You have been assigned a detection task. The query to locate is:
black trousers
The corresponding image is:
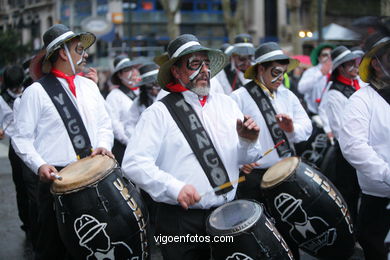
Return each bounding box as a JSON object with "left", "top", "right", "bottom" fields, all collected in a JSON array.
[
  {"left": 155, "top": 203, "right": 214, "bottom": 260},
  {"left": 23, "top": 165, "right": 72, "bottom": 260},
  {"left": 236, "top": 168, "right": 267, "bottom": 204},
  {"left": 9, "top": 142, "right": 30, "bottom": 232},
  {"left": 112, "top": 139, "right": 126, "bottom": 166},
  {"left": 333, "top": 143, "right": 361, "bottom": 224},
  {"left": 357, "top": 194, "right": 390, "bottom": 260}
]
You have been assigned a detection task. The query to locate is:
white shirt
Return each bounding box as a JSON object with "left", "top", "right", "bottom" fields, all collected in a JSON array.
[
  {"left": 339, "top": 85, "right": 390, "bottom": 198},
  {"left": 0, "top": 96, "right": 15, "bottom": 138},
  {"left": 231, "top": 85, "right": 312, "bottom": 168},
  {"left": 215, "top": 66, "right": 250, "bottom": 95},
  {"left": 122, "top": 90, "right": 261, "bottom": 209},
  {"left": 105, "top": 87, "right": 138, "bottom": 145},
  {"left": 12, "top": 75, "right": 114, "bottom": 174},
  {"left": 298, "top": 64, "right": 328, "bottom": 114},
  {"left": 124, "top": 94, "right": 157, "bottom": 140}
]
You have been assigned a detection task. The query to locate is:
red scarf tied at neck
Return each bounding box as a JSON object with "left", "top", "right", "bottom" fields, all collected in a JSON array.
[
  {"left": 51, "top": 68, "right": 77, "bottom": 97},
  {"left": 336, "top": 74, "right": 361, "bottom": 91}
]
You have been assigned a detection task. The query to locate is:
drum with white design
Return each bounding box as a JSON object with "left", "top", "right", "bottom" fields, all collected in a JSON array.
[
  {"left": 260, "top": 156, "right": 355, "bottom": 258},
  {"left": 51, "top": 155, "right": 149, "bottom": 260},
  {"left": 206, "top": 199, "right": 293, "bottom": 260}
]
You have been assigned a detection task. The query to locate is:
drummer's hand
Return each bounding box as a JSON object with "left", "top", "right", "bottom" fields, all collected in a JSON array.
[
  {"left": 240, "top": 162, "right": 260, "bottom": 174},
  {"left": 91, "top": 147, "right": 115, "bottom": 158},
  {"left": 177, "top": 184, "right": 200, "bottom": 210},
  {"left": 0, "top": 129, "right": 4, "bottom": 140},
  {"left": 236, "top": 115, "right": 259, "bottom": 141},
  {"left": 276, "top": 114, "right": 294, "bottom": 133},
  {"left": 38, "top": 164, "right": 58, "bottom": 182}
]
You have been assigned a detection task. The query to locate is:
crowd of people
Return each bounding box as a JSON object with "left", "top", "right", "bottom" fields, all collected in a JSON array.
[{"left": 0, "top": 18, "right": 389, "bottom": 260}]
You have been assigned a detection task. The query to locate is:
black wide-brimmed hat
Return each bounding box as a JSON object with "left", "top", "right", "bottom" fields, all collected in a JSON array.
[
  {"left": 331, "top": 46, "right": 360, "bottom": 73},
  {"left": 244, "top": 42, "right": 299, "bottom": 80},
  {"left": 136, "top": 63, "right": 159, "bottom": 87},
  {"left": 29, "top": 24, "right": 96, "bottom": 80},
  {"left": 359, "top": 31, "right": 390, "bottom": 82},
  {"left": 111, "top": 55, "right": 142, "bottom": 85},
  {"left": 157, "top": 34, "right": 228, "bottom": 89},
  {"left": 230, "top": 33, "right": 255, "bottom": 56}
]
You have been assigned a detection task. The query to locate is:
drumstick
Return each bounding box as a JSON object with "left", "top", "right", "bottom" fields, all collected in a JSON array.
[
  {"left": 2, "top": 119, "right": 13, "bottom": 132},
  {"left": 258, "top": 139, "right": 286, "bottom": 161},
  {"left": 50, "top": 172, "right": 63, "bottom": 181},
  {"left": 200, "top": 176, "right": 246, "bottom": 198}
]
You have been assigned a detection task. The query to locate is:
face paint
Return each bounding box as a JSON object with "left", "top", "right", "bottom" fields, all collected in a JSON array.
[
  {"left": 187, "top": 56, "right": 211, "bottom": 81},
  {"left": 64, "top": 44, "right": 76, "bottom": 75},
  {"left": 270, "top": 66, "right": 287, "bottom": 83}
]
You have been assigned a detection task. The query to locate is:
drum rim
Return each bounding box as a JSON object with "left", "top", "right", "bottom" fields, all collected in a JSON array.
[
  {"left": 207, "top": 200, "right": 262, "bottom": 236},
  {"left": 261, "top": 156, "right": 300, "bottom": 189},
  {"left": 50, "top": 156, "right": 118, "bottom": 194}
]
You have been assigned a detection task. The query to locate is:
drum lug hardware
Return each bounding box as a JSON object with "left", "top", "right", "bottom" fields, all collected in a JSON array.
[
  {"left": 58, "top": 195, "right": 64, "bottom": 207},
  {"left": 95, "top": 186, "right": 109, "bottom": 212},
  {"left": 250, "top": 232, "right": 271, "bottom": 258}
]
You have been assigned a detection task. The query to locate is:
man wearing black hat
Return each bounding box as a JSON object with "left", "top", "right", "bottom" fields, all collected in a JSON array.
[
  {"left": 106, "top": 55, "right": 142, "bottom": 165},
  {"left": 122, "top": 34, "right": 261, "bottom": 260},
  {"left": 215, "top": 33, "right": 255, "bottom": 94},
  {"left": 318, "top": 46, "right": 362, "bottom": 223},
  {"left": 12, "top": 24, "right": 114, "bottom": 259},
  {"left": 231, "top": 41, "right": 312, "bottom": 259},
  {"left": 339, "top": 31, "right": 390, "bottom": 260}
]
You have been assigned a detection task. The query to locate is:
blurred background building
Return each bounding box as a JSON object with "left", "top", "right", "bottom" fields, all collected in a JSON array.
[{"left": 0, "top": 0, "right": 388, "bottom": 69}]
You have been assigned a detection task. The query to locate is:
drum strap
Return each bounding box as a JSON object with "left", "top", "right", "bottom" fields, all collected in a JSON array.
[
  {"left": 244, "top": 81, "right": 292, "bottom": 157},
  {"left": 38, "top": 74, "right": 93, "bottom": 159},
  {"left": 119, "top": 84, "right": 137, "bottom": 100},
  {"left": 161, "top": 92, "right": 233, "bottom": 195},
  {"left": 1, "top": 91, "right": 15, "bottom": 109},
  {"left": 224, "top": 65, "right": 242, "bottom": 90},
  {"left": 329, "top": 81, "right": 356, "bottom": 99}
]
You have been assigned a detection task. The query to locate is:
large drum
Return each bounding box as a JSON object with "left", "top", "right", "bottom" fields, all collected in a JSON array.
[
  {"left": 51, "top": 155, "right": 149, "bottom": 260},
  {"left": 260, "top": 157, "right": 355, "bottom": 259},
  {"left": 206, "top": 200, "right": 294, "bottom": 260}
]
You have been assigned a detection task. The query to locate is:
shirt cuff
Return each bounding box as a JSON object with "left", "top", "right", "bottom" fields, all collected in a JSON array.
[
  {"left": 32, "top": 158, "right": 47, "bottom": 175},
  {"left": 166, "top": 178, "right": 186, "bottom": 202}
]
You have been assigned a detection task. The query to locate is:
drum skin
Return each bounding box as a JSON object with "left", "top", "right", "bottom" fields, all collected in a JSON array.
[
  {"left": 206, "top": 200, "right": 294, "bottom": 260},
  {"left": 261, "top": 157, "right": 355, "bottom": 259},
  {"left": 51, "top": 156, "right": 149, "bottom": 260}
]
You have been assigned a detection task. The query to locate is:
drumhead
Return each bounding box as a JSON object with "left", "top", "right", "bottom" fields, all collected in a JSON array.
[
  {"left": 261, "top": 156, "right": 299, "bottom": 188},
  {"left": 207, "top": 200, "right": 262, "bottom": 236},
  {"left": 51, "top": 155, "right": 117, "bottom": 194}
]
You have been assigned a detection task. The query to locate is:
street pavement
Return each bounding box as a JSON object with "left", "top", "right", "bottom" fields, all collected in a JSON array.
[{"left": 0, "top": 137, "right": 364, "bottom": 260}]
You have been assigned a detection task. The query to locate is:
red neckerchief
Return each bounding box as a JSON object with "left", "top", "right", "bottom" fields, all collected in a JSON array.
[
  {"left": 337, "top": 74, "right": 360, "bottom": 91},
  {"left": 199, "top": 96, "right": 207, "bottom": 107},
  {"left": 51, "top": 68, "right": 77, "bottom": 97},
  {"left": 165, "top": 82, "right": 188, "bottom": 92}
]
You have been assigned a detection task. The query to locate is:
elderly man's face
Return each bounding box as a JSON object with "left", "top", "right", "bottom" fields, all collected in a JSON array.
[{"left": 171, "top": 51, "right": 211, "bottom": 96}]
